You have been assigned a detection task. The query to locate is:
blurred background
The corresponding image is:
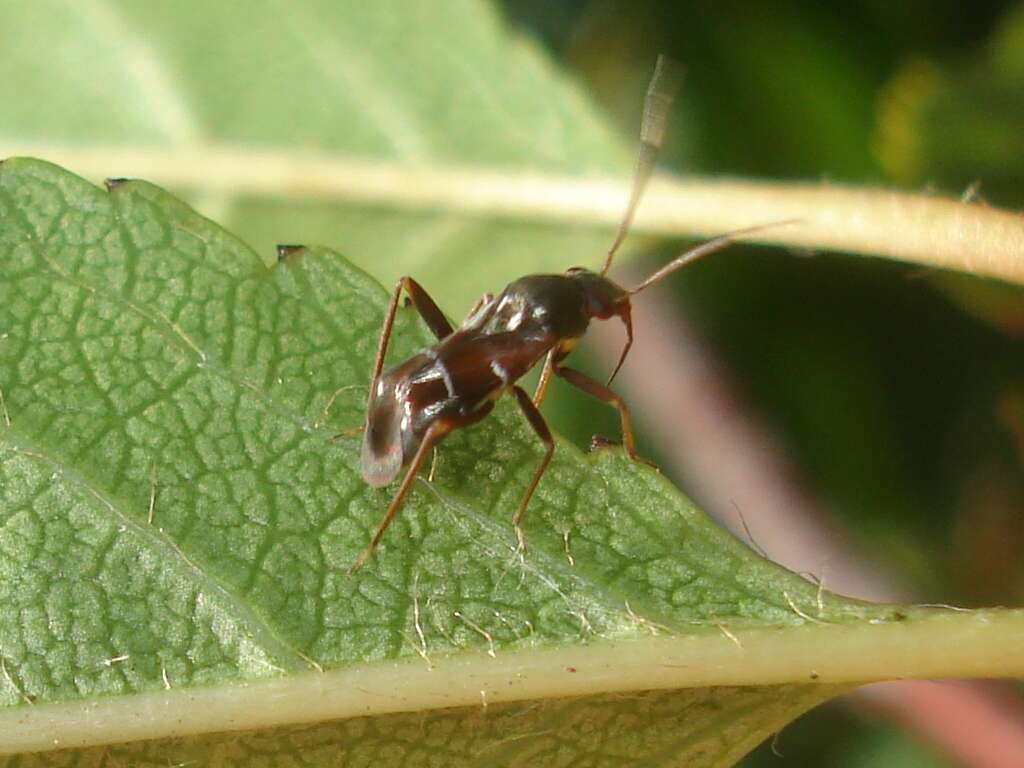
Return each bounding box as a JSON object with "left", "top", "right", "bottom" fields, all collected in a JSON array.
[
  {"left": 2, "top": 0, "right": 1023, "bottom": 765},
  {"left": 501, "top": 2, "right": 1024, "bottom": 765}
]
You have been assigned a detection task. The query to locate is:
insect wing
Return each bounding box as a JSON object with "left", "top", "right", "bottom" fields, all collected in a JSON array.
[{"left": 361, "top": 383, "right": 406, "bottom": 487}]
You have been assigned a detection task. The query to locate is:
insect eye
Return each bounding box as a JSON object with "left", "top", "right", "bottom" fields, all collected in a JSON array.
[{"left": 565, "top": 266, "right": 586, "bottom": 275}]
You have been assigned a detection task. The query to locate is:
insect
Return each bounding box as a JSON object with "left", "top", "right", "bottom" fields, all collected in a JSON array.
[{"left": 353, "top": 57, "right": 791, "bottom": 570}]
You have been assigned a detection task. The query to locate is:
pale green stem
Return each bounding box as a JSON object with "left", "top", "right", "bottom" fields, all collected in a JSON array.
[
  {"left": 4, "top": 144, "right": 1022, "bottom": 284},
  {"left": 2, "top": 608, "right": 1022, "bottom": 754}
]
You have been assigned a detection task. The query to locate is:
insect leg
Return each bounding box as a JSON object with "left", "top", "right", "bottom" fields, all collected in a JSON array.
[
  {"left": 354, "top": 276, "right": 457, "bottom": 443},
  {"left": 402, "top": 277, "right": 455, "bottom": 341},
  {"left": 532, "top": 350, "right": 557, "bottom": 407},
  {"left": 552, "top": 366, "right": 638, "bottom": 459},
  {"left": 463, "top": 292, "right": 494, "bottom": 324},
  {"left": 533, "top": 343, "right": 574, "bottom": 407},
  {"left": 510, "top": 385, "right": 555, "bottom": 552},
  {"left": 350, "top": 402, "right": 495, "bottom": 572},
  {"left": 350, "top": 420, "right": 444, "bottom": 573},
  {"left": 371, "top": 277, "right": 453, "bottom": 388}
]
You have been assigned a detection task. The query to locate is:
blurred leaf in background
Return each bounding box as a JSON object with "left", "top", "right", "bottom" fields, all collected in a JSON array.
[
  {"left": 509, "top": 0, "right": 1024, "bottom": 591},
  {"left": 0, "top": 0, "right": 630, "bottom": 307},
  {"left": 877, "top": 3, "right": 1024, "bottom": 207},
  {"left": 506, "top": 0, "right": 1024, "bottom": 765}
]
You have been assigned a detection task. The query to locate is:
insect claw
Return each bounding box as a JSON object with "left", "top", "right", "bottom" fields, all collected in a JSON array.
[
  {"left": 514, "top": 524, "right": 528, "bottom": 556},
  {"left": 348, "top": 546, "right": 374, "bottom": 575},
  {"left": 590, "top": 436, "right": 659, "bottom": 470},
  {"left": 589, "top": 435, "right": 619, "bottom": 452},
  {"left": 276, "top": 244, "right": 305, "bottom": 262},
  {"left": 104, "top": 177, "right": 130, "bottom": 192},
  {"left": 330, "top": 425, "right": 363, "bottom": 441}
]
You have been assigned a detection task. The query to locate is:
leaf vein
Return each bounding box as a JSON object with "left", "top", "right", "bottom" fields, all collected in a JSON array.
[{"left": 0, "top": 426, "right": 314, "bottom": 673}]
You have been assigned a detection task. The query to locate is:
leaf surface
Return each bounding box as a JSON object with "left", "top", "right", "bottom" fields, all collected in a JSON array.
[{"left": 2, "top": 160, "right": 1023, "bottom": 766}]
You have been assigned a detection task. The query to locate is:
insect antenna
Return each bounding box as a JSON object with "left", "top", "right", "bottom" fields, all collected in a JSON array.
[
  {"left": 604, "top": 219, "right": 798, "bottom": 387},
  {"left": 628, "top": 219, "right": 801, "bottom": 295},
  {"left": 600, "top": 55, "right": 683, "bottom": 277}
]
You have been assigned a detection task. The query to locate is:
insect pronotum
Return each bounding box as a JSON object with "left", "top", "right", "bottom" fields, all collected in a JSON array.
[{"left": 353, "top": 56, "right": 794, "bottom": 570}]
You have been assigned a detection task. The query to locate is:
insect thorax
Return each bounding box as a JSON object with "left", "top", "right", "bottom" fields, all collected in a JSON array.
[{"left": 482, "top": 274, "right": 593, "bottom": 340}]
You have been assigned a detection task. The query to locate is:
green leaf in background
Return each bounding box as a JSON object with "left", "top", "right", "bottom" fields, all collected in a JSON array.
[
  {"left": 876, "top": 3, "right": 1024, "bottom": 209},
  {"left": 0, "top": 0, "right": 632, "bottom": 312},
  {"left": 2, "top": 159, "right": 1023, "bottom": 766}
]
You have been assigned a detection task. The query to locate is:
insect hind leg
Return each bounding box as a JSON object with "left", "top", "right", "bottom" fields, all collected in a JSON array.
[
  {"left": 370, "top": 277, "right": 454, "bottom": 392},
  {"left": 362, "top": 277, "right": 454, "bottom": 446},
  {"left": 349, "top": 420, "right": 444, "bottom": 573},
  {"left": 400, "top": 277, "right": 454, "bottom": 341},
  {"left": 510, "top": 385, "right": 555, "bottom": 553},
  {"left": 350, "top": 401, "right": 494, "bottom": 572}
]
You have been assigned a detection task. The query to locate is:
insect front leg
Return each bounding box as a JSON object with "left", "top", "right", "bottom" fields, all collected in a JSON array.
[
  {"left": 551, "top": 366, "right": 638, "bottom": 460},
  {"left": 510, "top": 385, "right": 555, "bottom": 553},
  {"left": 533, "top": 343, "right": 574, "bottom": 408}
]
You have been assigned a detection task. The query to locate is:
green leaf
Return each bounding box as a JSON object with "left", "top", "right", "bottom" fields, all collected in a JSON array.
[
  {"left": 875, "top": 4, "right": 1024, "bottom": 209},
  {"left": 3, "top": 159, "right": 1024, "bottom": 766}
]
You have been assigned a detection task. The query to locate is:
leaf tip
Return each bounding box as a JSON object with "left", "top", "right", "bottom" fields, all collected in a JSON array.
[{"left": 276, "top": 244, "right": 306, "bottom": 262}]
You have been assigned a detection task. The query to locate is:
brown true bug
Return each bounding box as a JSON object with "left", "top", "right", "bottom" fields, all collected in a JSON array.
[{"left": 353, "top": 57, "right": 792, "bottom": 570}]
